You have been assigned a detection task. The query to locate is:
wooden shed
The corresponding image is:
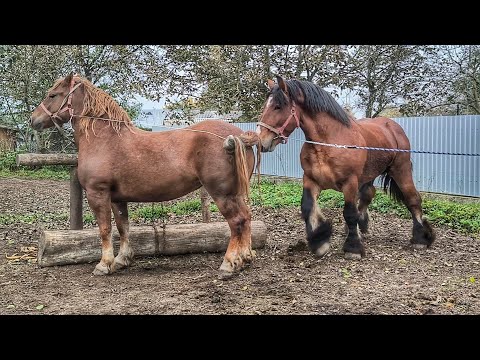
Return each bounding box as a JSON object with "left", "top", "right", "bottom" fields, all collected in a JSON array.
[{"left": 0, "top": 125, "right": 17, "bottom": 153}]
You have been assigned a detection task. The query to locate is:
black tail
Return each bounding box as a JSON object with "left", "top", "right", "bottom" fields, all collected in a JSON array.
[{"left": 380, "top": 171, "right": 405, "bottom": 204}]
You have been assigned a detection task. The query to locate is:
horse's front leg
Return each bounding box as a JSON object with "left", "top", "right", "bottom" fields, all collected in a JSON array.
[
  {"left": 342, "top": 179, "right": 365, "bottom": 260},
  {"left": 111, "top": 201, "right": 134, "bottom": 272},
  {"left": 301, "top": 176, "right": 332, "bottom": 257},
  {"left": 86, "top": 189, "right": 115, "bottom": 275}
]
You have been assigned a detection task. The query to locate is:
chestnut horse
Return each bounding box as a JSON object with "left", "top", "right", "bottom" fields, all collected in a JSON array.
[
  {"left": 256, "top": 75, "right": 435, "bottom": 259},
  {"left": 30, "top": 73, "right": 256, "bottom": 277}
]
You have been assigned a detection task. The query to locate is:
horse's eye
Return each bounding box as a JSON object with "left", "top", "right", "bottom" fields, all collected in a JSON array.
[
  {"left": 49, "top": 94, "right": 56, "bottom": 98},
  {"left": 274, "top": 105, "right": 281, "bottom": 110}
]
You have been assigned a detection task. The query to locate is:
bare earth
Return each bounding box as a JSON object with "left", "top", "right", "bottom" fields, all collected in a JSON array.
[{"left": 0, "top": 178, "right": 478, "bottom": 315}]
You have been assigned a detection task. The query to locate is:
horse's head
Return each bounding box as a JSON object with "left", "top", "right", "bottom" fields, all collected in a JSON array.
[
  {"left": 256, "top": 75, "right": 300, "bottom": 152},
  {"left": 30, "top": 73, "right": 84, "bottom": 131}
]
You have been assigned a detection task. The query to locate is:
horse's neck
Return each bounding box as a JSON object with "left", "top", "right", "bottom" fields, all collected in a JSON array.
[
  {"left": 72, "top": 116, "right": 130, "bottom": 146},
  {"left": 301, "top": 113, "right": 351, "bottom": 141}
]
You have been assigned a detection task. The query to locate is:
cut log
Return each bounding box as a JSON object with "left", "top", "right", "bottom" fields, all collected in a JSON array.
[
  {"left": 38, "top": 221, "right": 267, "bottom": 267},
  {"left": 16, "top": 153, "right": 78, "bottom": 167}
]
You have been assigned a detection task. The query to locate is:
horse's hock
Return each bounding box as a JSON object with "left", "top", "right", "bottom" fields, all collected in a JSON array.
[{"left": 17, "top": 153, "right": 267, "bottom": 267}]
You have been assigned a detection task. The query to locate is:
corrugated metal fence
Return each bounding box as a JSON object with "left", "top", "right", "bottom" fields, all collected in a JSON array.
[{"left": 154, "top": 115, "right": 480, "bottom": 197}]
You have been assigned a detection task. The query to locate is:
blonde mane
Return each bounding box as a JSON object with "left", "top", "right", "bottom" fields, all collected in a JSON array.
[{"left": 72, "top": 76, "right": 135, "bottom": 138}]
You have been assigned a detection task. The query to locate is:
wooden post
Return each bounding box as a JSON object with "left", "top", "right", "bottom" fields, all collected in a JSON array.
[
  {"left": 200, "top": 187, "right": 211, "bottom": 223},
  {"left": 17, "top": 153, "right": 82, "bottom": 230},
  {"left": 69, "top": 167, "right": 83, "bottom": 230}
]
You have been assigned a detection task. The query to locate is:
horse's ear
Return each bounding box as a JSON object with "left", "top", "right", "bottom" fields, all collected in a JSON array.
[
  {"left": 275, "top": 75, "right": 288, "bottom": 94},
  {"left": 64, "top": 72, "right": 74, "bottom": 84},
  {"left": 267, "top": 79, "right": 275, "bottom": 90}
]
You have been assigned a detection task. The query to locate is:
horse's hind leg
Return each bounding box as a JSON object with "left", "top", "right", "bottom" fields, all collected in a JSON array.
[
  {"left": 212, "top": 194, "right": 254, "bottom": 278},
  {"left": 388, "top": 161, "right": 435, "bottom": 249},
  {"left": 301, "top": 176, "right": 332, "bottom": 257},
  {"left": 358, "top": 181, "right": 376, "bottom": 234},
  {"left": 86, "top": 189, "right": 115, "bottom": 275},
  {"left": 111, "top": 202, "right": 134, "bottom": 272},
  {"left": 342, "top": 178, "right": 365, "bottom": 259}
]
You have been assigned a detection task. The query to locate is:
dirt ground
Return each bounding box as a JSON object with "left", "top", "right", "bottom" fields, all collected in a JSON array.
[{"left": 0, "top": 178, "right": 478, "bottom": 315}]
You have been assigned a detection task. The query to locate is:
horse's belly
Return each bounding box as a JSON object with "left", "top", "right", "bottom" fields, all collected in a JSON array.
[
  {"left": 110, "top": 174, "right": 201, "bottom": 203},
  {"left": 111, "top": 182, "right": 200, "bottom": 203}
]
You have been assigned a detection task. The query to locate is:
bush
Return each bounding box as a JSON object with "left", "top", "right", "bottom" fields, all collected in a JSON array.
[{"left": 0, "top": 150, "right": 20, "bottom": 171}]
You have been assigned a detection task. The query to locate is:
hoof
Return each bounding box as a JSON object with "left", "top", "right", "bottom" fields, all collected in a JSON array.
[
  {"left": 111, "top": 260, "right": 126, "bottom": 272},
  {"left": 219, "top": 258, "right": 234, "bottom": 273},
  {"left": 92, "top": 262, "right": 111, "bottom": 276},
  {"left": 111, "top": 253, "right": 133, "bottom": 272},
  {"left": 218, "top": 259, "right": 236, "bottom": 280},
  {"left": 314, "top": 242, "right": 330, "bottom": 258},
  {"left": 345, "top": 252, "right": 362, "bottom": 260},
  {"left": 412, "top": 243, "right": 427, "bottom": 250},
  {"left": 217, "top": 270, "right": 237, "bottom": 280}
]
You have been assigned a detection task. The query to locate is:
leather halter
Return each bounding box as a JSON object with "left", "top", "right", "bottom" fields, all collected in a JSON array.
[
  {"left": 257, "top": 103, "right": 300, "bottom": 144},
  {"left": 39, "top": 75, "right": 82, "bottom": 124}
]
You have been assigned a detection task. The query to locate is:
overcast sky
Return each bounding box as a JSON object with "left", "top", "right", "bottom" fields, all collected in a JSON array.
[{"left": 135, "top": 95, "right": 165, "bottom": 109}]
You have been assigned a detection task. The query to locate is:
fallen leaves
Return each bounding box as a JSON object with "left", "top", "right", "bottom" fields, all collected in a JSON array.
[{"left": 5, "top": 246, "right": 37, "bottom": 263}]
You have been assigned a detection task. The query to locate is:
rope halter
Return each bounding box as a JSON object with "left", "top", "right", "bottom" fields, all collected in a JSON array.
[
  {"left": 257, "top": 102, "right": 300, "bottom": 144},
  {"left": 39, "top": 75, "right": 83, "bottom": 126}
]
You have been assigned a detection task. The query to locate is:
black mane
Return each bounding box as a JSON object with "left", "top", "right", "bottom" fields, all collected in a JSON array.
[{"left": 271, "top": 79, "right": 351, "bottom": 127}]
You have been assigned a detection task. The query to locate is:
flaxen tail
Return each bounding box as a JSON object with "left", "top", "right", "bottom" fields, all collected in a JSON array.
[{"left": 223, "top": 135, "right": 251, "bottom": 202}]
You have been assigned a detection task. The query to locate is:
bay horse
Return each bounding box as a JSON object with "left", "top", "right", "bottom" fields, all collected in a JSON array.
[
  {"left": 256, "top": 75, "right": 435, "bottom": 259},
  {"left": 29, "top": 73, "right": 256, "bottom": 277}
]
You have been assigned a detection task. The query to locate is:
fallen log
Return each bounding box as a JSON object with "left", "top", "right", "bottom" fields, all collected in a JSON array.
[
  {"left": 16, "top": 153, "right": 78, "bottom": 166},
  {"left": 38, "top": 221, "right": 267, "bottom": 267}
]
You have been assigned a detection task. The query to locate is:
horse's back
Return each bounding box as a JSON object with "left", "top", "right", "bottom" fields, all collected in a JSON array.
[
  {"left": 356, "top": 116, "right": 410, "bottom": 149},
  {"left": 187, "top": 119, "right": 245, "bottom": 137}
]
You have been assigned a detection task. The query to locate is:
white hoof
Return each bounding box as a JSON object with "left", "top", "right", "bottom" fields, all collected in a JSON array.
[
  {"left": 413, "top": 243, "right": 427, "bottom": 250},
  {"left": 314, "top": 242, "right": 330, "bottom": 258},
  {"left": 92, "top": 262, "right": 110, "bottom": 276},
  {"left": 345, "top": 252, "right": 362, "bottom": 260}
]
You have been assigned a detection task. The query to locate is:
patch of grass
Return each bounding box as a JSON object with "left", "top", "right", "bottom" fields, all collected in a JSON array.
[
  {"left": 251, "top": 180, "right": 344, "bottom": 209},
  {"left": 251, "top": 180, "right": 302, "bottom": 208},
  {"left": 130, "top": 199, "right": 219, "bottom": 221},
  {"left": 251, "top": 180, "right": 480, "bottom": 235},
  {"left": 422, "top": 198, "right": 480, "bottom": 233},
  {"left": 0, "top": 151, "right": 70, "bottom": 180},
  {"left": 0, "top": 212, "right": 94, "bottom": 226},
  {"left": 2, "top": 177, "right": 479, "bottom": 236},
  {"left": 0, "top": 212, "right": 69, "bottom": 225},
  {"left": 0, "top": 167, "right": 70, "bottom": 180}
]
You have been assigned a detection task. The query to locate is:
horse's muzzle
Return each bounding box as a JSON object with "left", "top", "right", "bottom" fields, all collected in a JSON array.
[{"left": 30, "top": 117, "right": 44, "bottom": 131}]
